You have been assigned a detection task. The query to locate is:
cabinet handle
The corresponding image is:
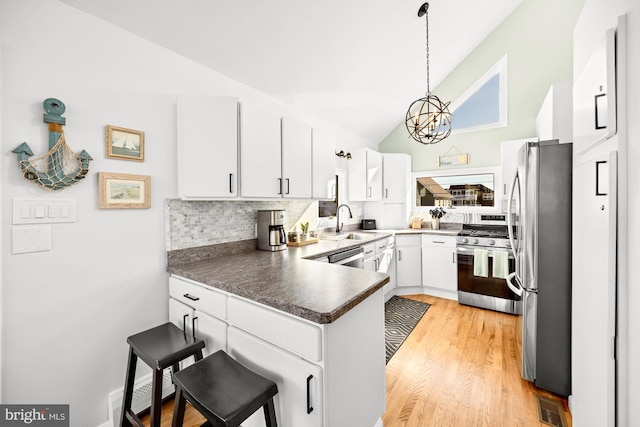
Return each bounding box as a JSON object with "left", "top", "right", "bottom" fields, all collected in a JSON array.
[
  {"left": 306, "top": 375, "right": 314, "bottom": 414},
  {"left": 432, "top": 240, "right": 445, "bottom": 244},
  {"left": 398, "top": 250, "right": 402, "bottom": 261},
  {"left": 452, "top": 252, "right": 456, "bottom": 263},
  {"left": 183, "top": 293, "right": 200, "bottom": 301},
  {"left": 368, "top": 187, "right": 372, "bottom": 198},
  {"left": 379, "top": 245, "right": 386, "bottom": 250},
  {"left": 182, "top": 314, "right": 189, "bottom": 333},
  {"left": 278, "top": 178, "right": 282, "bottom": 195},
  {"left": 385, "top": 188, "right": 388, "bottom": 198},
  {"left": 595, "top": 93, "right": 607, "bottom": 130},
  {"left": 191, "top": 316, "right": 198, "bottom": 339},
  {"left": 286, "top": 178, "right": 290, "bottom": 195},
  {"left": 374, "top": 259, "right": 379, "bottom": 270},
  {"left": 596, "top": 160, "right": 608, "bottom": 196},
  {"left": 229, "top": 173, "right": 233, "bottom": 193}
]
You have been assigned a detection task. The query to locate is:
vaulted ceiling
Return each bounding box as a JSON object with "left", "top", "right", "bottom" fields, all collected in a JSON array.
[{"left": 59, "top": 0, "right": 523, "bottom": 144}]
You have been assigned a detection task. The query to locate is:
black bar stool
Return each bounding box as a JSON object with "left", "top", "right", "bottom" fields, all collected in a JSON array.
[
  {"left": 120, "top": 322, "right": 205, "bottom": 427},
  {"left": 171, "top": 350, "right": 278, "bottom": 427}
]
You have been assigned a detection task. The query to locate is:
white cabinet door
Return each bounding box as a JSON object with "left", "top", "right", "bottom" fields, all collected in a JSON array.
[
  {"left": 169, "top": 298, "right": 228, "bottom": 357},
  {"left": 395, "top": 236, "right": 422, "bottom": 288},
  {"left": 382, "top": 153, "right": 410, "bottom": 201},
  {"left": 573, "top": 28, "right": 617, "bottom": 156},
  {"left": 311, "top": 129, "right": 336, "bottom": 199},
  {"left": 228, "top": 326, "right": 323, "bottom": 427},
  {"left": 536, "top": 81, "right": 573, "bottom": 144},
  {"left": 348, "top": 148, "right": 382, "bottom": 201},
  {"left": 421, "top": 236, "right": 457, "bottom": 293},
  {"left": 282, "top": 118, "right": 312, "bottom": 199},
  {"left": 500, "top": 137, "right": 535, "bottom": 212},
  {"left": 571, "top": 151, "right": 617, "bottom": 427},
  {"left": 366, "top": 149, "right": 383, "bottom": 201},
  {"left": 177, "top": 95, "right": 238, "bottom": 198},
  {"left": 240, "top": 101, "right": 282, "bottom": 198}
]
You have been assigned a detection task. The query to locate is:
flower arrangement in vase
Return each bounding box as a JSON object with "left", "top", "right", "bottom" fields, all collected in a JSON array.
[{"left": 428, "top": 207, "right": 446, "bottom": 230}]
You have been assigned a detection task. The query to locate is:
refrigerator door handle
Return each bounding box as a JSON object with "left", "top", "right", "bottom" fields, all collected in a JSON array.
[
  {"left": 507, "top": 171, "right": 520, "bottom": 258},
  {"left": 506, "top": 272, "right": 523, "bottom": 297}
]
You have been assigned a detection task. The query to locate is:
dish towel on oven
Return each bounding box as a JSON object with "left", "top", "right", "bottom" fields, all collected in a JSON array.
[
  {"left": 473, "top": 248, "right": 489, "bottom": 277},
  {"left": 493, "top": 249, "right": 510, "bottom": 279}
]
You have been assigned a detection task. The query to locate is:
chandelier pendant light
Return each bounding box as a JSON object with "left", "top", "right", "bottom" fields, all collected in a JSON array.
[{"left": 405, "top": 2, "right": 453, "bottom": 145}]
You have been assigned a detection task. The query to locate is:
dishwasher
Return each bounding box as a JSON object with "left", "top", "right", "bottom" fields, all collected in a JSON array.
[{"left": 327, "top": 246, "right": 364, "bottom": 268}]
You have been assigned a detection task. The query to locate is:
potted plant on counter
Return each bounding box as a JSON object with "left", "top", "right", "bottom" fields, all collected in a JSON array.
[
  {"left": 429, "top": 207, "right": 446, "bottom": 230},
  {"left": 299, "top": 222, "right": 310, "bottom": 241}
]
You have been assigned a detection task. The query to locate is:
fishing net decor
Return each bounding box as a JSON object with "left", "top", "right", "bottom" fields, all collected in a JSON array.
[
  {"left": 13, "top": 98, "right": 92, "bottom": 191},
  {"left": 16, "top": 131, "right": 91, "bottom": 191}
]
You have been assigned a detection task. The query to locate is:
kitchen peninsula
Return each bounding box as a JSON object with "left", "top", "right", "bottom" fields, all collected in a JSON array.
[{"left": 166, "top": 236, "right": 390, "bottom": 427}]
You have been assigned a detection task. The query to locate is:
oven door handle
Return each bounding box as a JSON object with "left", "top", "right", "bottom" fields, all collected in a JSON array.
[
  {"left": 506, "top": 272, "right": 523, "bottom": 297},
  {"left": 456, "top": 246, "right": 514, "bottom": 258}
]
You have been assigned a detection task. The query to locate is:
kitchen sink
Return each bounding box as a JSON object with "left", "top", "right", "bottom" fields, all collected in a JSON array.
[{"left": 318, "top": 232, "right": 373, "bottom": 241}]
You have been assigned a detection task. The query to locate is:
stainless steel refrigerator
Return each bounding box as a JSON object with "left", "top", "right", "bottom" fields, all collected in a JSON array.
[{"left": 506, "top": 140, "right": 572, "bottom": 396}]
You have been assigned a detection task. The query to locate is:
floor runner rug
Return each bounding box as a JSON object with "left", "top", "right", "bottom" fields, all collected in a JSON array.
[{"left": 385, "top": 296, "right": 431, "bottom": 363}]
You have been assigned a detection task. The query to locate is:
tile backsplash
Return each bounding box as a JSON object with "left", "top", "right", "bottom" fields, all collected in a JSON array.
[{"left": 165, "top": 199, "right": 364, "bottom": 251}]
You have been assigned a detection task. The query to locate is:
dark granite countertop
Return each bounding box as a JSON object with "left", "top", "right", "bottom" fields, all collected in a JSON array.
[{"left": 167, "top": 236, "right": 391, "bottom": 325}]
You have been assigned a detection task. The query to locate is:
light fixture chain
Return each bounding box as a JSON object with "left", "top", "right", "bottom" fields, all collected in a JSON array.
[{"left": 425, "top": 5, "right": 430, "bottom": 95}]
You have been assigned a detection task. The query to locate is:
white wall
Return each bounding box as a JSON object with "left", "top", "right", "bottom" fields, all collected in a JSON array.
[
  {"left": 0, "top": 1, "right": 372, "bottom": 426},
  {"left": 573, "top": 1, "right": 638, "bottom": 426}
]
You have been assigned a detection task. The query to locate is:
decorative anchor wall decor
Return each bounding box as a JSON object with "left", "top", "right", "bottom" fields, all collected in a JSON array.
[{"left": 13, "top": 98, "right": 92, "bottom": 191}]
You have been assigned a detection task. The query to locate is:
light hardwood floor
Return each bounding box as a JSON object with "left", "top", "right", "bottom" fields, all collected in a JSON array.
[
  {"left": 142, "top": 294, "right": 571, "bottom": 427},
  {"left": 383, "top": 294, "right": 571, "bottom": 427}
]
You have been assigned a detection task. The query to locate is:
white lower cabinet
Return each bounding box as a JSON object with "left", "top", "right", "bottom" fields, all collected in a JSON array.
[
  {"left": 362, "top": 242, "right": 376, "bottom": 271},
  {"left": 228, "top": 326, "right": 324, "bottom": 427},
  {"left": 169, "top": 275, "right": 385, "bottom": 427},
  {"left": 168, "top": 277, "right": 229, "bottom": 361},
  {"left": 421, "top": 235, "right": 458, "bottom": 300},
  {"left": 395, "top": 235, "right": 422, "bottom": 287},
  {"left": 168, "top": 298, "right": 228, "bottom": 357}
]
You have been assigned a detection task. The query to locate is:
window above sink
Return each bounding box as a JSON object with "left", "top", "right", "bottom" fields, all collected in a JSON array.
[{"left": 413, "top": 166, "right": 501, "bottom": 213}]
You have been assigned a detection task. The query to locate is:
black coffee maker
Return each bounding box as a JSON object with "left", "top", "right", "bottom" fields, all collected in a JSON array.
[{"left": 257, "top": 210, "right": 287, "bottom": 251}]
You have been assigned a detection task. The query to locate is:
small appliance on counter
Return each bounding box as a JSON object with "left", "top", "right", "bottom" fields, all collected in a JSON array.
[
  {"left": 361, "top": 219, "right": 376, "bottom": 230},
  {"left": 257, "top": 210, "right": 287, "bottom": 251}
]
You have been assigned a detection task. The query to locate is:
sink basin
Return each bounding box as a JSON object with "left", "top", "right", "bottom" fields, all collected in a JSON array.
[
  {"left": 344, "top": 232, "right": 371, "bottom": 240},
  {"left": 318, "top": 232, "right": 373, "bottom": 241}
]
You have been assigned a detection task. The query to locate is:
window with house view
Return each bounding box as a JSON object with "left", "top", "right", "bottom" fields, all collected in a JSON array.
[{"left": 416, "top": 173, "right": 495, "bottom": 208}]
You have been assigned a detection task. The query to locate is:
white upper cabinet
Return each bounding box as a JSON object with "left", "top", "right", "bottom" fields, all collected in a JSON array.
[
  {"left": 240, "top": 101, "right": 283, "bottom": 198},
  {"left": 281, "top": 117, "right": 312, "bottom": 199},
  {"left": 499, "top": 137, "right": 536, "bottom": 212},
  {"left": 178, "top": 96, "right": 335, "bottom": 200},
  {"left": 311, "top": 129, "right": 336, "bottom": 199},
  {"left": 177, "top": 95, "right": 239, "bottom": 198},
  {"left": 348, "top": 148, "right": 382, "bottom": 201},
  {"left": 536, "top": 80, "right": 573, "bottom": 143},
  {"left": 573, "top": 28, "right": 617, "bottom": 156},
  {"left": 382, "top": 153, "right": 411, "bottom": 201}
]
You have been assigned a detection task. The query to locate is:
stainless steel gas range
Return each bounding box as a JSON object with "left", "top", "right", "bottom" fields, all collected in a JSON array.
[{"left": 456, "top": 214, "right": 521, "bottom": 314}]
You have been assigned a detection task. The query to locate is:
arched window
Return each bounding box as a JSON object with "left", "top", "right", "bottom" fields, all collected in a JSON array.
[{"left": 450, "top": 56, "right": 508, "bottom": 133}]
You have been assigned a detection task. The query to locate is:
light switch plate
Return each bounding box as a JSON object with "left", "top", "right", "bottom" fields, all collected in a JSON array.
[
  {"left": 12, "top": 226, "right": 52, "bottom": 254},
  {"left": 13, "top": 198, "right": 76, "bottom": 224}
]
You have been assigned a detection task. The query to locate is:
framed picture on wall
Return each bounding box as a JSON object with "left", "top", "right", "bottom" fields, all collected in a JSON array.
[
  {"left": 105, "top": 125, "right": 144, "bottom": 161},
  {"left": 98, "top": 172, "right": 151, "bottom": 209}
]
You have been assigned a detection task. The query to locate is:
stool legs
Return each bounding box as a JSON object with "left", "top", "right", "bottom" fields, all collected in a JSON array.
[
  {"left": 171, "top": 387, "right": 187, "bottom": 427},
  {"left": 263, "top": 399, "right": 278, "bottom": 427},
  {"left": 150, "top": 367, "right": 164, "bottom": 427},
  {"left": 120, "top": 347, "right": 138, "bottom": 427}
]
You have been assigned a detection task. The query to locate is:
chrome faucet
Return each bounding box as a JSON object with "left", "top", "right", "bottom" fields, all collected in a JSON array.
[{"left": 336, "top": 204, "right": 352, "bottom": 233}]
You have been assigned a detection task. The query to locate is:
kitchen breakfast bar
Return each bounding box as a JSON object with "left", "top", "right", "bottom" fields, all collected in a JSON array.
[{"left": 166, "top": 237, "right": 390, "bottom": 427}]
